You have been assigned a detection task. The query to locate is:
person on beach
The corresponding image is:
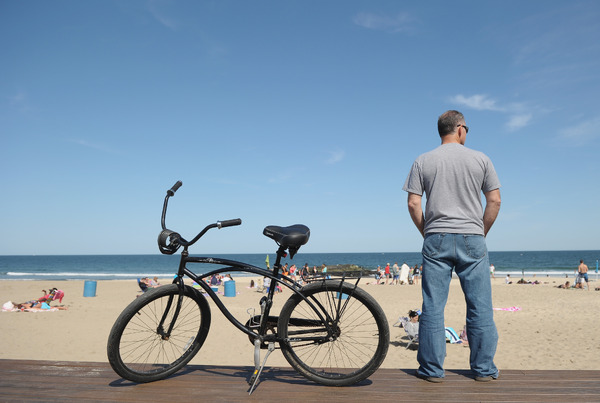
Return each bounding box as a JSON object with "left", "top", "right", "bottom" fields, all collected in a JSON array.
[
  {"left": 13, "top": 289, "right": 67, "bottom": 310},
  {"left": 409, "top": 265, "right": 417, "bottom": 285},
  {"left": 413, "top": 265, "right": 421, "bottom": 285},
  {"left": 392, "top": 263, "right": 400, "bottom": 285},
  {"left": 403, "top": 110, "right": 501, "bottom": 383},
  {"left": 578, "top": 260, "right": 590, "bottom": 291},
  {"left": 489, "top": 263, "right": 495, "bottom": 278},
  {"left": 301, "top": 263, "right": 310, "bottom": 282},
  {"left": 384, "top": 263, "right": 391, "bottom": 285},
  {"left": 405, "top": 309, "right": 420, "bottom": 336},
  {"left": 209, "top": 274, "right": 220, "bottom": 286}
]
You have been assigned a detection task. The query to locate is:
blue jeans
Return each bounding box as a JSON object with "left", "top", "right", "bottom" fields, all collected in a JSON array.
[{"left": 417, "top": 233, "right": 498, "bottom": 379}]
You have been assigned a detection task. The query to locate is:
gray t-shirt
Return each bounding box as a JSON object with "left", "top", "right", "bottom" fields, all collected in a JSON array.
[{"left": 403, "top": 143, "right": 500, "bottom": 235}]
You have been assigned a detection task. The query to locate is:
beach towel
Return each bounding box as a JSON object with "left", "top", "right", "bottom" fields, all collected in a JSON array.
[
  {"left": 399, "top": 265, "right": 409, "bottom": 284},
  {"left": 493, "top": 306, "right": 522, "bottom": 312},
  {"left": 2, "top": 301, "right": 60, "bottom": 312},
  {"left": 445, "top": 327, "right": 462, "bottom": 344}
]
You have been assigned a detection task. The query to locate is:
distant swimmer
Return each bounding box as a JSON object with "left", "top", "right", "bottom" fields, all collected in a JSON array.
[{"left": 578, "top": 260, "right": 590, "bottom": 291}]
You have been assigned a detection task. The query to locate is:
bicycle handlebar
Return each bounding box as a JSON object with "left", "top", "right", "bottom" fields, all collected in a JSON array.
[
  {"left": 167, "top": 180, "right": 183, "bottom": 197},
  {"left": 158, "top": 181, "right": 242, "bottom": 254},
  {"left": 219, "top": 219, "right": 242, "bottom": 228}
]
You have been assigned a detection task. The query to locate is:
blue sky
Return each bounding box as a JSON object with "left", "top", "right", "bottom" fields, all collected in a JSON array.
[{"left": 1, "top": 1, "right": 599, "bottom": 255}]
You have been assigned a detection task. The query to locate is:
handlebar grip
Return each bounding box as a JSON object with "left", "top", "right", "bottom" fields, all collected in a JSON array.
[
  {"left": 167, "top": 181, "right": 183, "bottom": 196},
  {"left": 218, "top": 218, "right": 242, "bottom": 228}
]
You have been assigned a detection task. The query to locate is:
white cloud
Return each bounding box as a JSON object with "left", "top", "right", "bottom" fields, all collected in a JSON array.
[
  {"left": 9, "top": 90, "right": 30, "bottom": 113},
  {"left": 450, "top": 94, "right": 538, "bottom": 131},
  {"left": 10, "top": 90, "right": 27, "bottom": 106},
  {"left": 450, "top": 94, "right": 503, "bottom": 111},
  {"left": 268, "top": 172, "right": 292, "bottom": 184},
  {"left": 506, "top": 113, "right": 532, "bottom": 131},
  {"left": 326, "top": 149, "right": 345, "bottom": 165},
  {"left": 147, "top": 1, "right": 178, "bottom": 30},
  {"left": 353, "top": 12, "right": 414, "bottom": 34},
  {"left": 69, "top": 139, "right": 121, "bottom": 155},
  {"left": 558, "top": 116, "right": 600, "bottom": 146}
]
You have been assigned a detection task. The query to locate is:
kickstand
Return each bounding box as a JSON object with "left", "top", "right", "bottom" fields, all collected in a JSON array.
[{"left": 248, "top": 339, "right": 275, "bottom": 395}]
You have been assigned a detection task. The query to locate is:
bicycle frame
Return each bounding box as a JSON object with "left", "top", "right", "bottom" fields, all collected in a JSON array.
[{"left": 166, "top": 246, "right": 358, "bottom": 345}]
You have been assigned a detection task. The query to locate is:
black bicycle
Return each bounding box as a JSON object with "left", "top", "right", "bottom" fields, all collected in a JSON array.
[{"left": 107, "top": 181, "right": 389, "bottom": 393}]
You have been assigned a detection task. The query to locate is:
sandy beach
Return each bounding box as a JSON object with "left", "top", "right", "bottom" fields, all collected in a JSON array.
[{"left": 1, "top": 276, "right": 598, "bottom": 371}]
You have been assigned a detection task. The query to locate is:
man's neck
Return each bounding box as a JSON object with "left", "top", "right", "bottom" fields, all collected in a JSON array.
[{"left": 441, "top": 134, "right": 462, "bottom": 145}]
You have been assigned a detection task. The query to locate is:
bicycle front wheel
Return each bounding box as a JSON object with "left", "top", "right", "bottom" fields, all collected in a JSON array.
[
  {"left": 278, "top": 280, "right": 389, "bottom": 386},
  {"left": 107, "top": 284, "right": 211, "bottom": 383}
]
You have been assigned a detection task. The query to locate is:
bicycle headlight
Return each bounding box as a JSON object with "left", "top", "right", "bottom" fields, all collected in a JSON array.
[{"left": 158, "top": 229, "right": 182, "bottom": 255}]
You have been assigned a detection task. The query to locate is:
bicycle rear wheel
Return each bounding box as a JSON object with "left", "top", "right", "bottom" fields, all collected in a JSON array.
[
  {"left": 278, "top": 280, "right": 389, "bottom": 386},
  {"left": 107, "top": 284, "right": 211, "bottom": 383}
]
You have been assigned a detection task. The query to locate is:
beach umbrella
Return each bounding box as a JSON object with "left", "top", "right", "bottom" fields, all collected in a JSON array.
[{"left": 265, "top": 254, "right": 270, "bottom": 269}]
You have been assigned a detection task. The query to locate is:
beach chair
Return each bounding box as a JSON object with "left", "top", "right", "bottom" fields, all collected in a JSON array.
[
  {"left": 393, "top": 316, "right": 419, "bottom": 349},
  {"left": 137, "top": 278, "right": 148, "bottom": 293}
]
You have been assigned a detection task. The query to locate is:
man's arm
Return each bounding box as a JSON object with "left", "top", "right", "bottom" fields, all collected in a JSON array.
[
  {"left": 483, "top": 189, "right": 501, "bottom": 236},
  {"left": 407, "top": 192, "right": 425, "bottom": 238}
]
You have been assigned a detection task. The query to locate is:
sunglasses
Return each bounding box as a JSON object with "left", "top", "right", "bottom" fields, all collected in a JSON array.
[{"left": 457, "top": 124, "right": 469, "bottom": 134}]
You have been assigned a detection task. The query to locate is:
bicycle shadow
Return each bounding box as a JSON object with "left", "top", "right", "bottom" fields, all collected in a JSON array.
[
  {"left": 192, "top": 365, "right": 374, "bottom": 389},
  {"left": 109, "top": 364, "right": 374, "bottom": 389},
  {"left": 390, "top": 338, "right": 418, "bottom": 350}
]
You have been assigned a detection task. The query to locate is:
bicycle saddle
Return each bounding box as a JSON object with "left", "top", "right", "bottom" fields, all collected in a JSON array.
[{"left": 263, "top": 224, "right": 310, "bottom": 258}]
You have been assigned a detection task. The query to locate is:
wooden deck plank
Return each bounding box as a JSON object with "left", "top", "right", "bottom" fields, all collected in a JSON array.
[{"left": 0, "top": 360, "right": 599, "bottom": 402}]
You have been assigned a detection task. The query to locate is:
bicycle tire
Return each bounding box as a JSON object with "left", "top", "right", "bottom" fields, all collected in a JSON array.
[
  {"left": 107, "top": 284, "right": 211, "bottom": 383},
  {"left": 278, "top": 280, "right": 389, "bottom": 386}
]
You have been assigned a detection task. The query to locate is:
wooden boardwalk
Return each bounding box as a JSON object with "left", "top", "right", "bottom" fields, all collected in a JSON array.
[{"left": 0, "top": 359, "right": 599, "bottom": 402}]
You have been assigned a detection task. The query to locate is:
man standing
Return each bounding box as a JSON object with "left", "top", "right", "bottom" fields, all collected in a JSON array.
[
  {"left": 578, "top": 260, "right": 590, "bottom": 291},
  {"left": 384, "top": 263, "right": 391, "bottom": 285},
  {"left": 403, "top": 110, "right": 502, "bottom": 382},
  {"left": 392, "top": 262, "right": 400, "bottom": 285}
]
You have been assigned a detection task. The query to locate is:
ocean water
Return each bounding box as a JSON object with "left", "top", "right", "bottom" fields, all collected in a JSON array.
[{"left": 0, "top": 250, "right": 598, "bottom": 281}]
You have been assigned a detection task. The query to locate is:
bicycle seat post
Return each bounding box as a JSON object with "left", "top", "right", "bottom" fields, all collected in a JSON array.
[
  {"left": 272, "top": 244, "right": 287, "bottom": 275},
  {"left": 264, "top": 244, "right": 286, "bottom": 296}
]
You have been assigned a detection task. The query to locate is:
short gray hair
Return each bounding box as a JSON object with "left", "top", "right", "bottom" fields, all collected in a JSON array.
[{"left": 437, "top": 110, "right": 464, "bottom": 137}]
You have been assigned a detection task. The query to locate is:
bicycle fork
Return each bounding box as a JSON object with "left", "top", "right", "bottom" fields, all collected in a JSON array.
[{"left": 156, "top": 277, "right": 186, "bottom": 340}]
